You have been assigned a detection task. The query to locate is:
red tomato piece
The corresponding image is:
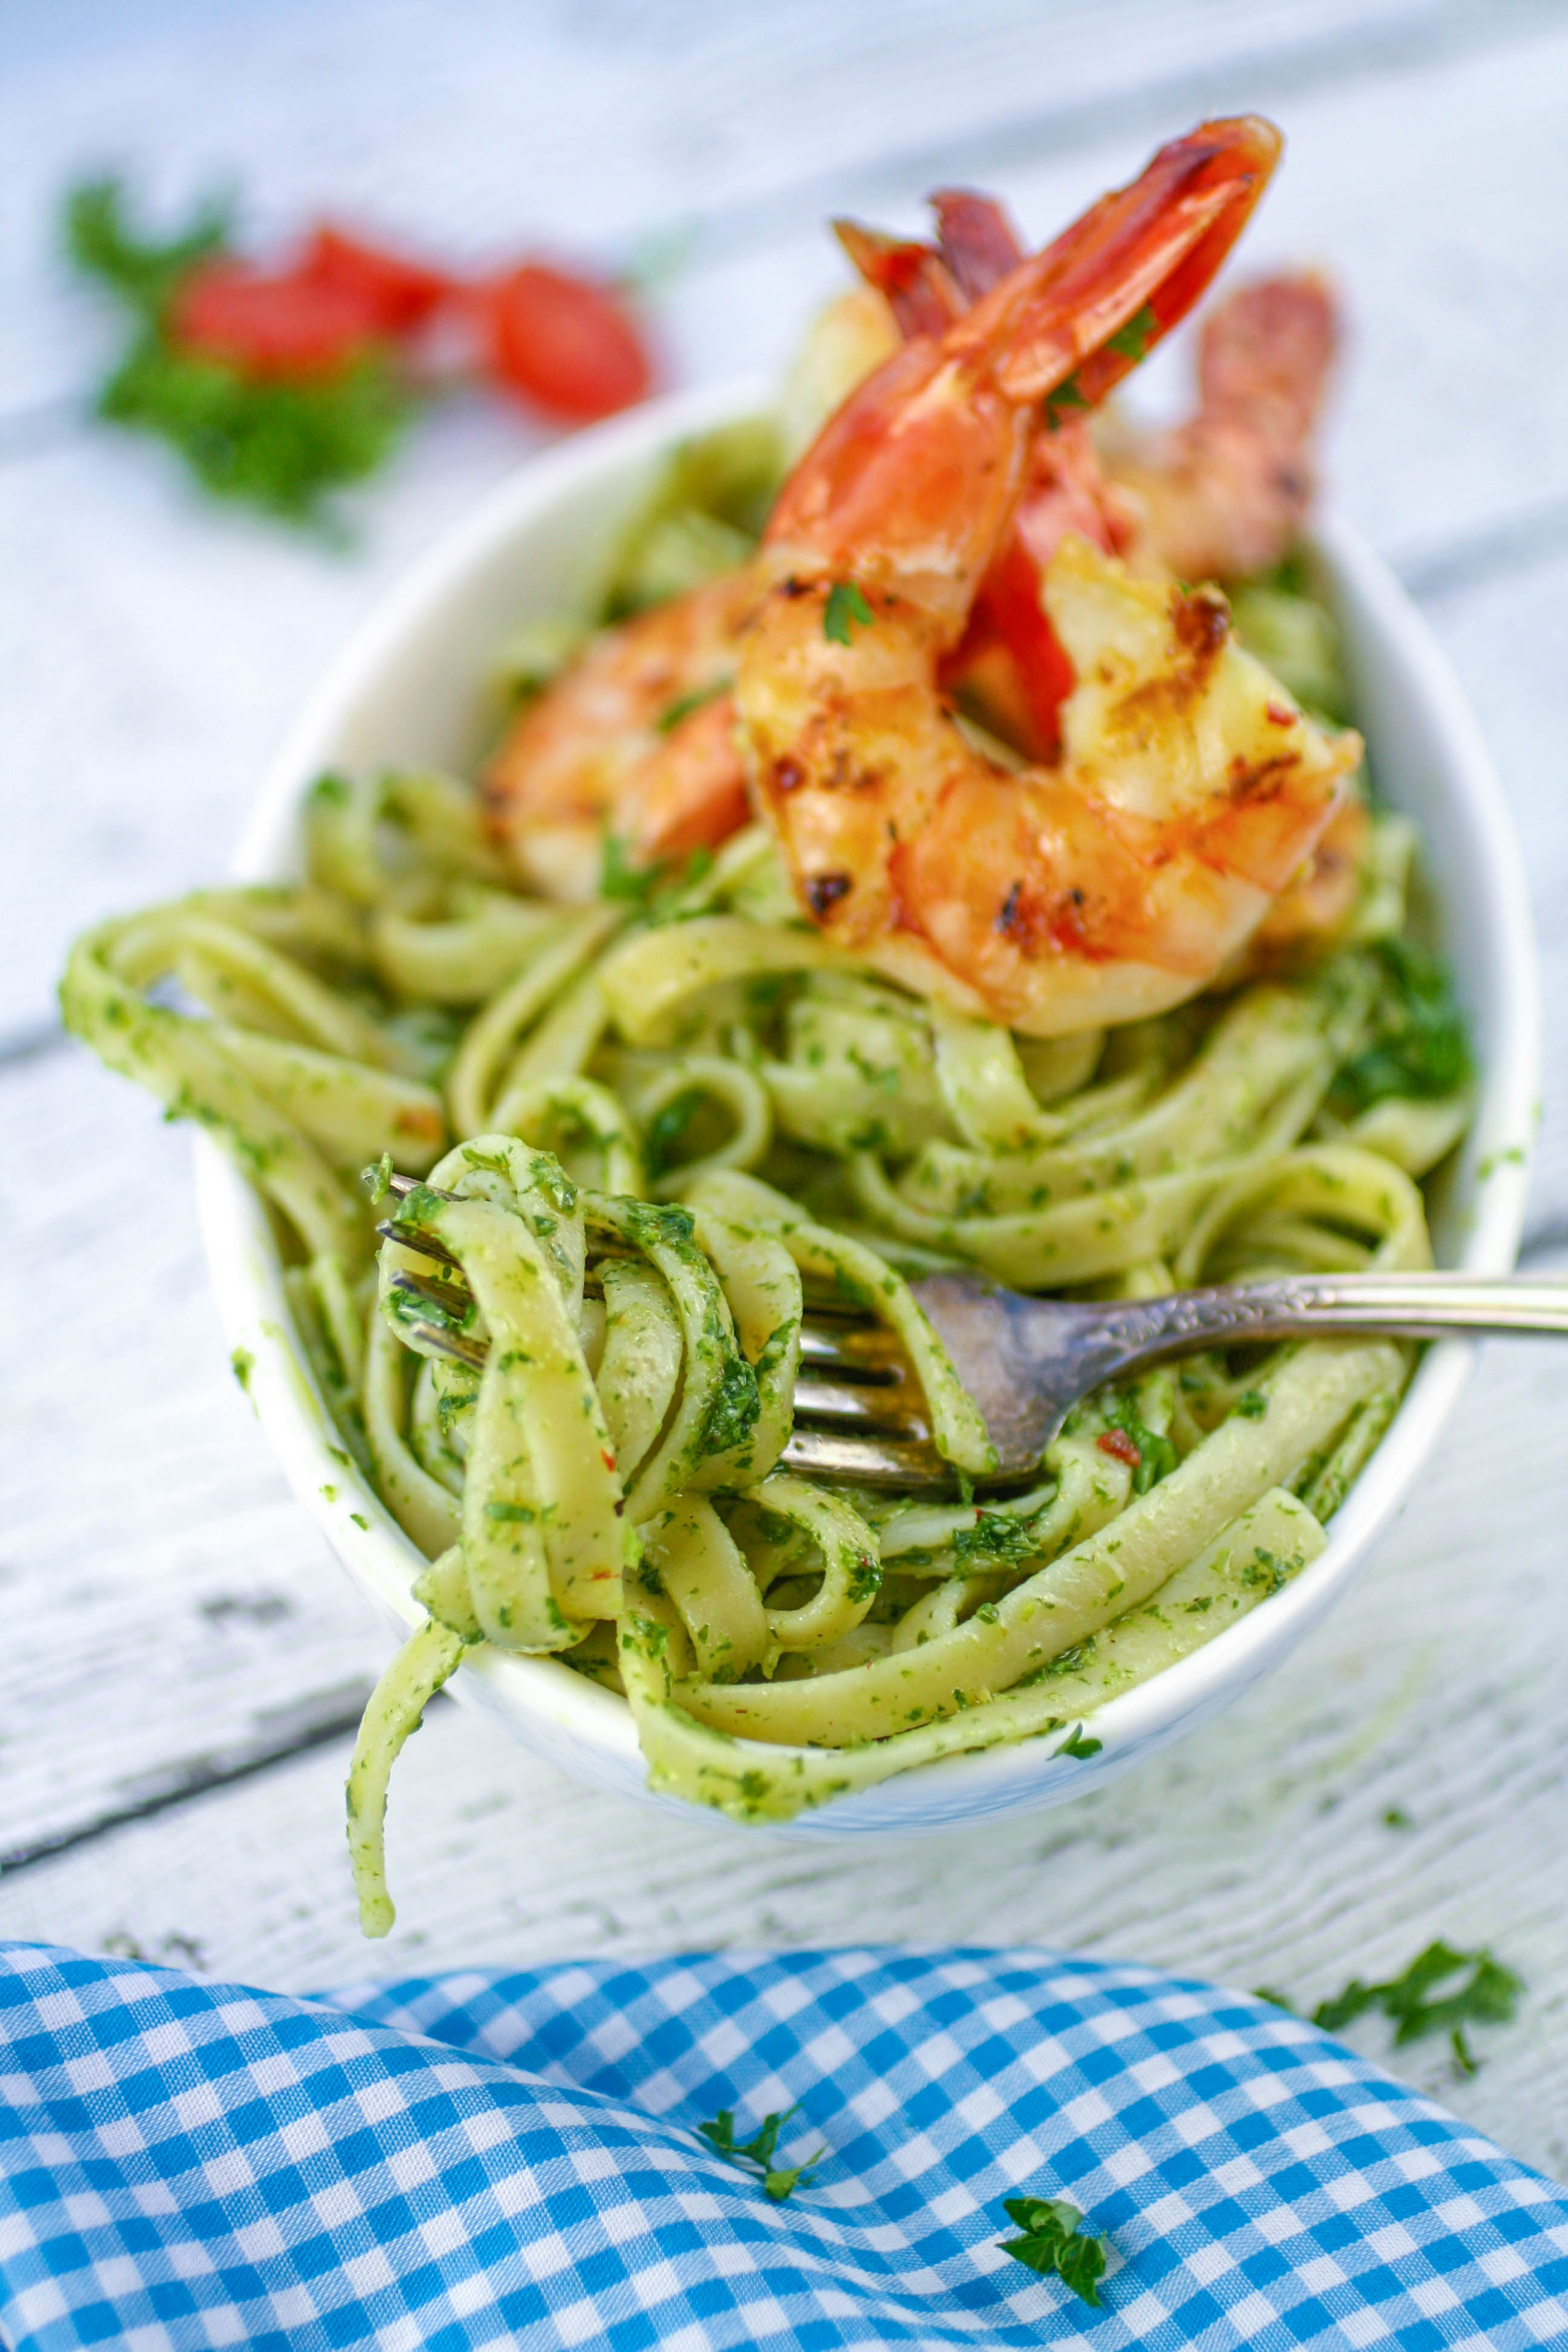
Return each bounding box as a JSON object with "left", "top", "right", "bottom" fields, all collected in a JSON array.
[
  {"left": 171, "top": 260, "right": 383, "bottom": 379},
  {"left": 482, "top": 263, "right": 653, "bottom": 422},
  {"left": 302, "top": 225, "right": 456, "bottom": 335},
  {"left": 1097, "top": 1428, "right": 1142, "bottom": 1468}
]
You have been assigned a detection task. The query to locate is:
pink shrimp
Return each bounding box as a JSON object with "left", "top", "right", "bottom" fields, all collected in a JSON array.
[
  {"left": 1097, "top": 270, "right": 1339, "bottom": 581},
  {"left": 489, "top": 119, "right": 1307, "bottom": 904},
  {"left": 737, "top": 117, "right": 1361, "bottom": 1037},
  {"left": 484, "top": 567, "right": 756, "bottom": 900}
]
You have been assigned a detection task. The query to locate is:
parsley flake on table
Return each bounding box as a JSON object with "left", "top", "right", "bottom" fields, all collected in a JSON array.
[
  {"left": 1312, "top": 1941, "right": 1522, "bottom": 2047},
  {"left": 998, "top": 2194, "right": 1108, "bottom": 2306},
  {"left": 65, "top": 177, "right": 417, "bottom": 524},
  {"left": 1261, "top": 1941, "right": 1523, "bottom": 2068},
  {"left": 696, "top": 2103, "right": 827, "bottom": 2200}
]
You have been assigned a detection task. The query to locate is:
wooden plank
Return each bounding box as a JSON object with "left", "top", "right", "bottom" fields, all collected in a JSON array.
[
  {"left": 1, "top": 1045, "right": 392, "bottom": 1852},
  {"left": 0, "top": 0, "right": 1489, "bottom": 419},
  {"left": 0, "top": 1298, "right": 1562, "bottom": 2183},
  {"left": 4, "top": 0, "right": 1567, "bottom": 2198},
  {"left": 7, "top": 15, "right": 1568, "bottom": 1037},
  {"left": 6, "top": 545, "right": 1566, "bottom": 1864}
]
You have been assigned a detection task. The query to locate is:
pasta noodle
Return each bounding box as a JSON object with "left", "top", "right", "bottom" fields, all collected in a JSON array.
[{"left": 60, "top": 438, "right": 1472, "bottom": 1937}]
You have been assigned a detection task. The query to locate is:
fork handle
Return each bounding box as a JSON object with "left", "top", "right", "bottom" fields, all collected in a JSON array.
[{"left": 1100, "top": 1270, "right": 1568, "bottom": 1366}]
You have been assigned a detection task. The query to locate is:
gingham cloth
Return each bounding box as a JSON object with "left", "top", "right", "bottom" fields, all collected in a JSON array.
[{"left": 0, "top": 1944, "right": 1564, "bottom": 2350}]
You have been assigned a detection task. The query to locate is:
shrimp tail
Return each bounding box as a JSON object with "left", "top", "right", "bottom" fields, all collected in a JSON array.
[
  {"left": 949, "top": 117, "right": 1282, "bottom": 407},
  {"left": 1102, "top": 269, "right": 1341, "bottom": 580},
  {"left": 831, "top": 221, "right": 964, "bottom": 339},
  {"left": 831, "top": 122, "right": 1283, "bottom": 750},
  {"left": 928, "top": 189, "right": 1026, "bottom": 300}
]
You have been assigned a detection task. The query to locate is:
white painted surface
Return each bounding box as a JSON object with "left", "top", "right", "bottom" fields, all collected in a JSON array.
[{"left": 1, "top": 0, "right": 1564, "bottom": 2189}]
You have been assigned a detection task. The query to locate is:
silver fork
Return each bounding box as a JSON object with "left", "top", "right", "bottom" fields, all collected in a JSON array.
[{"left": 374, "top": 1177, "right": 1568, "bottom": 1490}]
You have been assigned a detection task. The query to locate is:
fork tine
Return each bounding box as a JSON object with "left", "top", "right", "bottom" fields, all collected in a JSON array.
[
  {"left": 391, "top": 1315, "right": 488, "bottom": 1372},
  {"left": 791, "top": 1373, "right": 926, "bottom": 1433},
  {"left": 780, "top": 1426, "right": 950, "bottom": 1485},
  {"left": 369, "top": 1175, "right": 972, "bottom": 1488},
  {"left": 797, "top": 1323, "right": 902, "bottom": 1379},
  {"left": 387, "top": 1269, "right": 473, "bottom": 1324},
  {"left": 379, "top": 1217, "right": 906, "bottom": 1380},
  {"left": 377, "top": 1217, "right": 463, "bottom": 1270}
]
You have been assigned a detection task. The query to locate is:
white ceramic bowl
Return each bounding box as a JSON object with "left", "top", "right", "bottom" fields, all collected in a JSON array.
[{"left": 197, "top": 378, "right": 1538, "bottom": 1837}]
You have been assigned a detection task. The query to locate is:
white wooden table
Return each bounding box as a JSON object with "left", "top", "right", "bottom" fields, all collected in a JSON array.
[{"left": 4, "top": 0, "right": 1566, "bottom": 2187}]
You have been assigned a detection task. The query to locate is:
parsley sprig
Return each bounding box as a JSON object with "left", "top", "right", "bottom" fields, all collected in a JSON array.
[
  {"left": 1102, "top": 1393, "right": 1177, "bottom": 1494},
  {"left": 1056, "top": 1723, "right": 1103, "bottom": 1760},
  {"left": 696, "top": 2104, "right": 827, "bottom": 2201},
  {"left": 598, "top": 832, "right": 714, "bottom": 920},
  {"left": 655, "top": 678, "right": 730, "bottom": 734},
  {"left": 1259, "top": 1940, "right": 1522, "bottom": 2073},
  {"left": 823, "top": 580, "right": 874, "bottom": 644},
  {"left": 64, "top": 175, "right": 416, "bottom": 523},
  {"left": 1313, "top": 1941, "right": 1522, "bottom": 2046},
  {"left": 1105, "top": 301, "right": 1158, "bottom": 364},
  {"left": 1330, "top": 936, "right": 1473, "bottom": 1114},
  {"left": 998, "top": 2194, "right": 1108, "bottom": 2306}
]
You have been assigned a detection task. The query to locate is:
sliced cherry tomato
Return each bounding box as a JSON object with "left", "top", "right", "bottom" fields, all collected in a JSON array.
[
  {"left": 301, "top": 225, "right": 456, "bottom": 335},
  {"left": 170, "top": 260, "right": 383, "bottom": 379},
  {"left": 482, "top": 263, "right": 653, "bottom": 422}
]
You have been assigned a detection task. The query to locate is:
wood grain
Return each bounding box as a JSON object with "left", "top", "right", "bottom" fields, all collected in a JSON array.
[{"left": 1, "top": 0, "right": 1563, "bottom": 2197}]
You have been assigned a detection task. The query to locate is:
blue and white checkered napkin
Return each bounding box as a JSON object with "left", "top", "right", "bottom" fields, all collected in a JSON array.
[{"left": 0, "top": 1942, "right": 1564, "bottom": 2351}]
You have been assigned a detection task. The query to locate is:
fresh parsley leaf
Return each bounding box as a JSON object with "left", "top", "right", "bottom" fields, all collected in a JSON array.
[
  {"left": 599, "top": 832, "right": 714, "bottom": 919},
  {"left": 1104, "top": 302, "right": 1158, "bottom": 364},
  {"left": 656, "top": 679, "right": 730, "bottom": 734},
  {"left": 97, "top": 336, "right": 414, "bottom": 522},
  {"left": 361, "top": 1152, "right": 395, "bottom": 1204},
  {"left": 1235, "top": 1388, "right": 1269, "bottom": 1420},
  {"left": 696, "top": 2103, "right": 826, "bottom": 2201},
  {"left": 952, "top": 1510, "right": 1037, "bottom": 1568},
  {"left": 1101, "top": 1394, "right": 1177, "bottom": 1494},
  {"left": 1057, "top": 1724, "right": 1103, "bottom": 1760},
  {"left": 65, "top": 175, "right": 232, "bottom": 320},
  {"left": 998, "top": 2195, "right": 1108, "bottom": 2306},
  {"left": 64, "top": 174, "right": 417, "bottom": 521},
  {"left": 1045, "top": 374, "right": 1091, "bottom": 429},
  {"left": 823, "top": 580, "right": 874, "bottom": 644},
  {"left": 642, "top": 1086, "right": 705, "bottom": 1179},
  {"left": 1331, "top": 936, "right": 1473, "bottom": 1114},
  {"left": 1306, "top": 1941, "right": 1523, "bottom": 2056}
]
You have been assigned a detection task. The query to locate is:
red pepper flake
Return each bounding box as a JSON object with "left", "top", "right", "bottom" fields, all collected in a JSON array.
[
  {"left": 1097, "top": 1428, "right": 1141, "bottom": 1467},
  {"left": 1264, "top": 699, "right": 1296, "bottom": 727},
  {"left": 601, "top": 1446, "right": 617, "bottom": 1473}
]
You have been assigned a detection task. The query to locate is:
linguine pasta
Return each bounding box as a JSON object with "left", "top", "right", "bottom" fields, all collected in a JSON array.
[{"left": 62, "top": 566, "right": 1468, "bottom": 1932}]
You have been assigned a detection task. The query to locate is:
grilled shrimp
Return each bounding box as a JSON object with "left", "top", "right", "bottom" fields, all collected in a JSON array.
[
  {"left": 485, "top": 566, "right": 754, "bottom": 900},
  {"left": 738, "top": 128, "right": 1362, "bottom": 1037},
  {"left": 835, "top": 178, "right": 1338, "bottom": 748},
  {"left": 490, "top": 122, "right": 1291, "bottom": 895},
  {"left": 1099, "top": 271, "right": 1338, "bottom": 581}
]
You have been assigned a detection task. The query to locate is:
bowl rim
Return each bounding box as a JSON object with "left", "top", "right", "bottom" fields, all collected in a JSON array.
[{"left": 195, "top": 375, "right": 1540, "bottom": 1827}]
